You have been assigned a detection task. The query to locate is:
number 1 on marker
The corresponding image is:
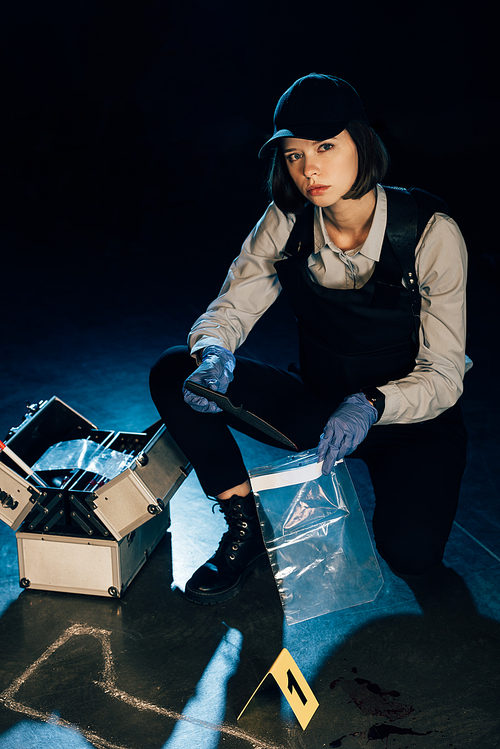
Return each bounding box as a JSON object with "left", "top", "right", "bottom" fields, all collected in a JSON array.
[{"left": 287, "top": 668, "right": 308, "bottom": 706}]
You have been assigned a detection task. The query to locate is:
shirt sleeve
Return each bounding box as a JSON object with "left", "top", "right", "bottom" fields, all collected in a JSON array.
[
  {"left": 188, "top": 203, "right": 295, "bottom": 356},
  {"left": 376, "top": 213, "right": 468, "bottom": 424}
]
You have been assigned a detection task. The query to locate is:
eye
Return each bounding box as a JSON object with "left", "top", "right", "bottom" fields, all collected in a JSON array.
[
  {"left": 318, "top": 142, "right": 334, "bottom": 152},
  {"left": 285, "top": 152, "right": 302, "bottom": 163}
]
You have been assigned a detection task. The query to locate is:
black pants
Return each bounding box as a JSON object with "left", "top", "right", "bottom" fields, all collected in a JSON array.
[{"left": 149, "top": 345, "right": 467, "bottom": 575}]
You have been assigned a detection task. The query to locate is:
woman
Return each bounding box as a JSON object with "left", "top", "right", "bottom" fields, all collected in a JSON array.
[{"left": 150, "top": 73, "right": 468, "bottom": 605}]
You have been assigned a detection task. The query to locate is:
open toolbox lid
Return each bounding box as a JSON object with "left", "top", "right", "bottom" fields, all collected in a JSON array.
[
  {"left": 1, "top": 397, "right": 96, "bottom": 531},
  {"left": 0, "top": 397, "right": 190, "bottom": 538},
  {"left": 90, "top": 424, "right": 189, "bottom": 540}
]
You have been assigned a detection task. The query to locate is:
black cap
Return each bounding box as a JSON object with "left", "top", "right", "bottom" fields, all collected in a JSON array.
[{"left": 258, "top": 73, "right": 368, "bottom": 158}]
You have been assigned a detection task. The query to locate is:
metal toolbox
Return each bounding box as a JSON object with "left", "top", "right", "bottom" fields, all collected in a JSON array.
[
  {"left": 15, "top": 511, "right": 171, "bottom": 598},
  {"left": 0, "top": 397, "right": 190, "bottom": 597}
]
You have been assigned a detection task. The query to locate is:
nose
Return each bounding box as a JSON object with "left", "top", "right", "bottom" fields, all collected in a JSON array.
[{"left": 303, "top": 156, "right": 320, "bottom": 178}]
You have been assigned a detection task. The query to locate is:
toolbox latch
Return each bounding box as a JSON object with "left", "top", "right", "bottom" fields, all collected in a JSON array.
[{"left": 0, "top": 491, "right": 19, "bottom": 511}]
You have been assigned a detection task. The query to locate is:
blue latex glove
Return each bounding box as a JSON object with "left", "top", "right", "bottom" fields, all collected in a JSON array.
[
  {"left": 183, "top": 345, "right": 236, "bottom": 413},
  {"left": 317, "top": 392, "right": 378, "bottom": 474}
]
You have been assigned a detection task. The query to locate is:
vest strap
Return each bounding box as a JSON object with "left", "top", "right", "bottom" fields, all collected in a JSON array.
[{"left": 383, "top": 187, "right": 420, "bottom": 341}]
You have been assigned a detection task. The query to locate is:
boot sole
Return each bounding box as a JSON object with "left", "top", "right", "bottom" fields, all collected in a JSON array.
[{"left": 183, "top": 552, "right": 268, "bottom": 605}]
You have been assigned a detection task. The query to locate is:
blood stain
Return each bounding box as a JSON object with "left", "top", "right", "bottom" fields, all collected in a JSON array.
[
  {"left": 355, "top": 677, "right": 401, "bottom": 698},
  {"left": 330, "top": 675, "right": 412, "bottom": 720},
  {"left": 329, "top": 736, "right": 346, "bottom": 747},
  {"left": 330, "top": 725, "right": 433, "bottom": 747},
  {"left": 367, "top": 723, "right": 433, "bottom": 741}
]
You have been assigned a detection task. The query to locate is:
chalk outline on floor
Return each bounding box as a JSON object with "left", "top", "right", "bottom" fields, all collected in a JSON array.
[{"left": 0, "top": 623, "right": 287, "bottom": 749}]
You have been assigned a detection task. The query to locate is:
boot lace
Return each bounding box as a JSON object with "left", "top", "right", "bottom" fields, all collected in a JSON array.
[{"left": 212, "top": 499, "right": 250, "bottom": 562}]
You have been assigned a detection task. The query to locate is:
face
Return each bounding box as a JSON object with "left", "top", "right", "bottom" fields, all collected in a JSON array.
[{"left": 282, "top": 130, "right": 359, "bottom": 209}]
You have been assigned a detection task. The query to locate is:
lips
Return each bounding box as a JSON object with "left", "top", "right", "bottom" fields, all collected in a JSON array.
[{"left": 307, "top": 184, "right": 329, "bottom": 196}]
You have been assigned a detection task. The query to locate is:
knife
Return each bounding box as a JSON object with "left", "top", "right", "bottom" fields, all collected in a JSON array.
[{"left": 184, "top": 381, "right": 298, "bottom": 451}]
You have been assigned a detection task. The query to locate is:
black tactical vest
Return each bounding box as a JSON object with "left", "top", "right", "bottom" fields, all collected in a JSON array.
[{"left": 274, "top": 186, "right": 449, "bottom": 407}]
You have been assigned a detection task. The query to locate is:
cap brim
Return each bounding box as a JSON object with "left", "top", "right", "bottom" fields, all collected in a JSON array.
[{"left": 258, "top": 122, "right": 348, "bottom": 159}]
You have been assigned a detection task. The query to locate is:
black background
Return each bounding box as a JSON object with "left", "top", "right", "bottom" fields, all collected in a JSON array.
[
  {"left": 1, "top": 0, "right": 498, "bottom": 327},
  {"left": 1, "top": 12, "right": 499, "bottom": 748}
]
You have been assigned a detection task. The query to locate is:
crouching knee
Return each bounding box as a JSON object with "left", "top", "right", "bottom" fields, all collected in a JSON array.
[{"left": 149, "top": 345, "right": 192, "bottom": 398}]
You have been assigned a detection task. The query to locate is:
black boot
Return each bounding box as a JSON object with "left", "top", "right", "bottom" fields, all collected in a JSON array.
[{"left": 184, "top": 492, "right": 268, "bottom": 605}]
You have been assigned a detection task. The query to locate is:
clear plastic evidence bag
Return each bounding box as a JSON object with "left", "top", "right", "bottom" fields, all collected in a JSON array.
[
  {"left": 32, "top": 440, "right": 135, "bottom": 481},
  {"left": 249, "top": 449, "right": 383, "bottom": 625}
]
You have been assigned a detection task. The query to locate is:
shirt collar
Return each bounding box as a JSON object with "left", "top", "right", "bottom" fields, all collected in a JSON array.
[{"left": 313, "top": 184, "right": 387, "bottom": 261}]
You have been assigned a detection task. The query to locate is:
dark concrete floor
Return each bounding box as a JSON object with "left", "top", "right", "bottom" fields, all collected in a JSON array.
[{"left": 1, "top": 247, "right": 499, "bottom": 749}]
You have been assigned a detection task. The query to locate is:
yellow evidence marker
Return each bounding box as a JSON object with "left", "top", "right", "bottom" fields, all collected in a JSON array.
[{"left": 238, "top": 648, "right": 319, "bottom": 730}]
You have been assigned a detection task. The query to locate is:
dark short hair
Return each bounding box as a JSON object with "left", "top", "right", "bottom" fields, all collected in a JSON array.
[{"left": 267, "top": 121, "right": 389, "bottom": 215}]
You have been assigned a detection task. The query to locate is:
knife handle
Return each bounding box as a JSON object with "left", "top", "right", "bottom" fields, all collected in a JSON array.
[{"left": 184, "top": 380, "right": 242, "bottom": 417}]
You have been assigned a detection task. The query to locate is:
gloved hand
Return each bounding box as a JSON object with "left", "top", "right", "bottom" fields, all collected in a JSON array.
[
  {"left": 183, "top": 345, "right": 236, "bottom": 413},
  {"left": 317, "top": 392, "right": 378, "bottom": 474}
]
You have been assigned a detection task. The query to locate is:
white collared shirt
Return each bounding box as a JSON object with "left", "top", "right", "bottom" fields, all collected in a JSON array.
[
  {"left": 188, "top": 184, "right": 469, "bottom": 425},
  {"left": 309, "top": 183, "right": 387, "bottom": 288}
]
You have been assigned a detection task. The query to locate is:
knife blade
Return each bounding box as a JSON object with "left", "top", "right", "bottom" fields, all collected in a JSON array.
[{"left": 184, "top": 381, "right": 298, "bottom": 451}]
